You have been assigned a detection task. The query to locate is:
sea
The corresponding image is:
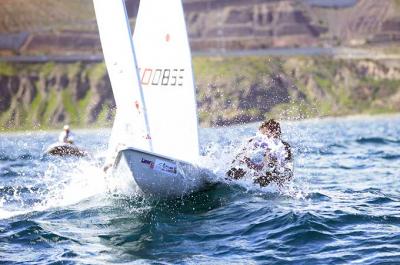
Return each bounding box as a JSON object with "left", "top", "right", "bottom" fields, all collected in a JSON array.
[{"left": 1, "top": 115, "right": 399, "bottom": 264}]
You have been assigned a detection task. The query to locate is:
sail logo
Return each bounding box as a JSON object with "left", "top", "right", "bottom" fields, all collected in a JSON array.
[
  {"left": 154, "top": 159, "right": 177, "bottom": 176},
  {"left": 139, "top": 68, "right": 185, "bottom": 87}
]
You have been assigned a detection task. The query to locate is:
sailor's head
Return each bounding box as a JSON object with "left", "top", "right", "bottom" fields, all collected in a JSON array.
[
  {"left": 63, "top": 125, "right": 70, "bottom": 132},
  {"left": 259, "top": 119, "right": 281, "bottom": 138}
]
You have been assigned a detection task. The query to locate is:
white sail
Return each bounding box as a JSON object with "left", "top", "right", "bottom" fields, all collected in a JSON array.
[
  {"left": 133, "top": 0, "right": 200, "bottom": 163},
  {"left": 92, "top": 0, "right": 152, "bottom": 164}
]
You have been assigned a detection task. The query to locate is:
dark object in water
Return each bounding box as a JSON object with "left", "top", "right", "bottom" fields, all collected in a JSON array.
[
  {"left": 254, "top": 168, "right": 294, "bottom": 187},
  {"left": 226, "top": 167, "right": 293, "bottom": 187},
  {"left": 45, "top": 143, "right": 88, "bottom": 157},
  {"left": 226, "top": 167, "right": 246, "bottom": 179}
]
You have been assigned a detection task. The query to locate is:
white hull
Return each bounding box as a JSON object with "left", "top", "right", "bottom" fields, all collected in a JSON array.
[{"left": 113, "top": 148, "right": 211, "bottom": 198}]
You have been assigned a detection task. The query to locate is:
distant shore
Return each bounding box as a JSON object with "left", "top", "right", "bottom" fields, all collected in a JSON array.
[
  {"left": 1, "top": 47, "right": 400, "bottom": 63},
  {"left": 1, "top": 112, "right": 400, "bottom": 134}
]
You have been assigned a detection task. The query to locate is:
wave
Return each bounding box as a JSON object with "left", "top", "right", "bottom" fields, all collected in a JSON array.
[
  {"left": 356, "top": 137, "right": 400, "bottom": 145},
  {"left": 0, "top": 153, "right": 36, "bottom": 162},
  {"left": 381, "top": 154, "right": 400, "bottom": 160},
  {"left": 0, "top": 154, "right": 10, "bottom": 161},
  {"left": 366, "top": 196, "right": 397, "bottom": 204},
  {"left": 0, "top": 219, "right": 76, "bottom": 245}
]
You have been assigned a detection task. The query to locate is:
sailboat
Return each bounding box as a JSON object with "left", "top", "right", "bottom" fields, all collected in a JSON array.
[{"left": 93, "top": 0, "right": 211, "bottom": 197}]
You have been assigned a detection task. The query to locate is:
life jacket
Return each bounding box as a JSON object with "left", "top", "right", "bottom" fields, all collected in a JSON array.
[{"left": 245, "top": 134, "right": 286, "bottom": 170}]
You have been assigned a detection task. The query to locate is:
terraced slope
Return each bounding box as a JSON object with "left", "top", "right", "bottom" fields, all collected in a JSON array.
[
  {"left": 0, "top": 0, "right": 399, "bottom": 56},
  {"left": 310, "top": 0, "right": 397, "bottom": 43},
  {"left": 0, "top": 0, "right": 94, "bottom": 33},
  {"left": 0, "top": 0, "right": 98, "bottom": 55}
]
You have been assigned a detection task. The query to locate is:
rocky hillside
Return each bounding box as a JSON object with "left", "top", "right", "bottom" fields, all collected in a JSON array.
[
  {"left": 0, "top": 0, "right": 399, "bottom": 55},
  {"left": 0, "top": 62, "right": 113, "bottom": 129},
  {"left": 195, "top": 57, "right": 400, "bottom": 126},
  {"left": 1, "top": 56, "right": 399, "bottom": 129}
]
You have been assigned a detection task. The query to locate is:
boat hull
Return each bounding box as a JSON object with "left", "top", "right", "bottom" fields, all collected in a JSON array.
[{"left": 113, "top": 148, "right": 211, "bottom": 198}]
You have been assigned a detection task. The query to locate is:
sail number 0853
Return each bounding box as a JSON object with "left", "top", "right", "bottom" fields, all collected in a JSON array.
[{"left": 139, "top": 68, "right": 184, "bottom": 87}]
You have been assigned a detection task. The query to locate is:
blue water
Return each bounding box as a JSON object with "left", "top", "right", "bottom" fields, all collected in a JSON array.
[{"left": 1, "top": 115, "right": 400, "bottom": 264}]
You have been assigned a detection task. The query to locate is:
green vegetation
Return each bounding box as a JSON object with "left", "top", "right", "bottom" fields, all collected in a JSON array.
[
  {"left": 0, "top": 62, "right": 17, "bottom": 76},
  {"left": 62, "top": 89, "right": 79, "bottom": 125},
  {"left": 27, "top": 91, "right": 43, "bottom": 126},
  {"left": 40, "top": 62, "right": 56, "bottom": 77},
  {"left": 96, "top": 104, "right": 113, "bottom": 127},
  {"left": 42, "top": 89, "right": 59, "bottom": 124},
  {"left": 77, "top": 89, "right": 93, "bottom": 124},
  {"left": 87, "top": 63, "right": 106, "bottom": 83}
]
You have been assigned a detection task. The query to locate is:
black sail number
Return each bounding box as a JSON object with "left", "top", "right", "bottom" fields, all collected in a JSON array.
[
  {"left": 161, "top": 69, "right": 171, "bottom": 86},
  {"left": 178, "top": 69, "right": 184, "bottom": 86},
  {"left": 151, "top": 69, "right": 162, "bottom": 86},
  {"left": 139, "top": 68, "right": 185, "bottom": 87},
  {"left": 171, "top": 69, "right": 178, "bottom": 86}
]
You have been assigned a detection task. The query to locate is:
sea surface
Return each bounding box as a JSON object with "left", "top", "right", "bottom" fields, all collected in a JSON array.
[{"left": 1, "top": 115, "right": 400, "bottom": 264}]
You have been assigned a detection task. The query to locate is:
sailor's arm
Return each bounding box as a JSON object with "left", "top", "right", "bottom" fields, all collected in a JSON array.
[{"left": 282, "top": 141, "right": 292, "bottom": 162}]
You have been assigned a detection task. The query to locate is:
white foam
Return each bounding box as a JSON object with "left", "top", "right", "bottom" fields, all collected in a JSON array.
[
  {"left": 0, "top": 154, "right": 114, "bottom": 220},
  {"left": 39, "top": 161, "right": 108, "bottom": 209}
]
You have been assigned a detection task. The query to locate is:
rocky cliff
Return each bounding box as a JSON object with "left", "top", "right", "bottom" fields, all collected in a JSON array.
[
  {"left": 1, "top": 57, "right": 399, "bottom": 129},
  {"left": 194, "top": 56, "right": 400, "bottom": 126},
  {"left": 0, "top": 63, "right": 114, "bottom": 129}
]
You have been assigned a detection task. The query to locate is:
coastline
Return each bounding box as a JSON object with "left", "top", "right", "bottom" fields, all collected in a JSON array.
[{"left": 1, "top": 112, "right": 399, "bottom": 134}]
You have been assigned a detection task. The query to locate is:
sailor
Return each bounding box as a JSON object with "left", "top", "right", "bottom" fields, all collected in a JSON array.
[
  {"left": 227, "top": 119, "right": 293, "bottom": 187},
  {"left": 58, "top": 125, "right": 74, "bottom": 144}
]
